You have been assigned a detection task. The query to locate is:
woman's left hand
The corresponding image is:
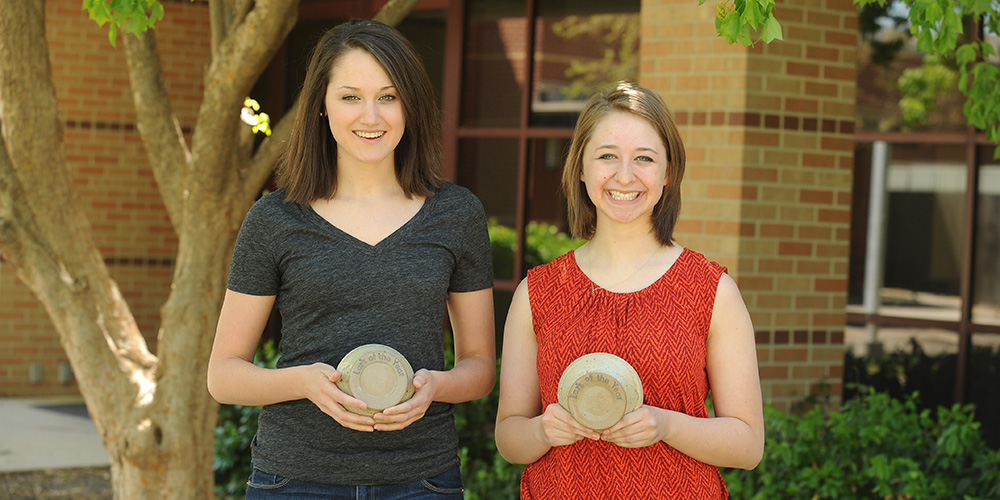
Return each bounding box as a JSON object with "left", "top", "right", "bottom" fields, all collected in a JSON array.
[
  {"left": 371, "top": 368, "right": 438, "bottom": 431},
  {"left": 600, "top": 405, "right": 667, "bottom": 448}
]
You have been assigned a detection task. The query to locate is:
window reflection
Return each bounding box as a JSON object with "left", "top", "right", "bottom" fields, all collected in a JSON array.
[
  {"left": 974, "top": 146, "right": 1000, "bottom": 327},
  {"left": 847, "top": 143, "right": 972, "bottom": 321},
  {"left": 526, "top": 138, "right": 584, "bottom": 270},
  {"left": 845, "top": 323, "right": 1000, "bottom": 448},
  {"left": 461, "top": 0, "right": 640, "bottom": 128},
  {"left": 847, "top": 143, "right": 873, "bottom": 306},
  {"left": 969, "top": 333, "right": 1000, "bottom": 448},
  {"left": 526, "top": 138, "right": 570, "bottom": 228},
  {"left": 531, "top": 1, "right": 640, "bottom": 127},
  {"left": 843, "top": 324, "right": 956, "bottom": 410},
  {"left": 844, "top": 324, "right": 959, "bottom": 356},
  {"left": 457, "top": 138, "right": 519, "bottom": 280},
  {"left": 881, "top": 144, "right": 966, "bottom": 321},
  {"left": 460, "top": 0, "right": 640, "bottom": 283},
  {"left": 462, "top": 1, "right": 527, "bottom": 127}
]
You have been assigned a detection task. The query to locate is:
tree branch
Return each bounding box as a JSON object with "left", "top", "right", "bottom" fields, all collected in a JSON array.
[
  {"left": 190, "top": 0, "right": 298, "bottom": 199},
  {"left": 123, "top": 30, "right": 189, "bottom": 231},
  {"left": 0, "top": 0, "right": 155, "bottom": 421},
  {"left": 209, "top": 0, "right": 229, "bottom": 57},
  {"left": 0, "top": 1, "right": 65, "bottom": 204},
  {"left": 373, "top": 0, "right": 421, "bottom": 26},
  {"left": 245, "top": 97, "right": 297, "bottom": 200},
  {"left": 234, "top": 0, "right": 253, "bottom": 25},
  {"left": 0, "top": 130, "right": 48, "bottom": 290}
]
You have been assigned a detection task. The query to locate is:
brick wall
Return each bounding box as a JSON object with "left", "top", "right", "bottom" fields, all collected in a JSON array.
[
  {"left": 0, "top": 0, "right": 210, "bottom": 397},
  {"left": 640, "top": 0, "right": 856, "bottom": 410},
  {"left": 3, "top": 0, "right": 859, "bottom": 408}
]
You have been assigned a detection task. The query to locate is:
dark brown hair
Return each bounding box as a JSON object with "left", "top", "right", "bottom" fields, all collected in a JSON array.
[
  {"left": 275, "top": 19, "right": 444, "bottom": 203},
  {"left": 561, "top": 81, "right": 686, "bottom": 245}
]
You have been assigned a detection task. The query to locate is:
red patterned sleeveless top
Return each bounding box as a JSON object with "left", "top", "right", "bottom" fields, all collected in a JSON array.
[{"left": 521, "top": 248, "right": 728, "bottom": 499}]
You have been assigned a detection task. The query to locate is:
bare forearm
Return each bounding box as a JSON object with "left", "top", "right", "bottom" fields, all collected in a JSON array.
[
  {"left": 659, "top": 410, "right": 764, "bottom": 470},
  {"left": 431, "top": 354, "right": 495, "bottom": 404},
  {"left": 495, "top": 415, "right": 550, "bottom": 464},
  {"left": 207, "top": 356, "right": 307, "bottom": 406}
]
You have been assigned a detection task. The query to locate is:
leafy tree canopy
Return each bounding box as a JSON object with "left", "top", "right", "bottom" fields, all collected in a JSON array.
[
  {"left": 704, "top": 0, "right": 784, "bottom": 46},
  {"left": 857, "top": 0, "right": 1000, "bottom": 156},
  {"left": 82, "top": 0, "right": 171, "bottom": 46}
]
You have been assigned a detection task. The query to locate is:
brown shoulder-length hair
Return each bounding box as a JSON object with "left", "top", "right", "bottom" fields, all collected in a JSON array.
[
  {"left": 561, "top": 81, "right": 686, "bottom": 246},
  {"left": 275, "top": 19, "right": 444, "bottom": 203}
]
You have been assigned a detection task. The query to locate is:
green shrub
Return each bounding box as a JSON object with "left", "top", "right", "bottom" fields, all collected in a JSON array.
[
  {"left": 213, "top": 340, "right": 279, "bottom": 498},
  {"left": 843, "top": 338, "right": 1000, "bottom": 448},
  {"left": 488, "top": 218, "right": 585, "bottom": 278},
  {"left": 722, "top": 386, "right": 1000, "bottom": 499},
  {"left": 445, "top": 334, "right": 524, "bottom": 499},
  {"left": 214, "top": 403, "right": 259, "bottom": 496},
  {"left": 488, "top": 218, "right": 518, "bottom": 279},
  {"left": 524, "top": 220, "right": 585, "bottom": 269}
]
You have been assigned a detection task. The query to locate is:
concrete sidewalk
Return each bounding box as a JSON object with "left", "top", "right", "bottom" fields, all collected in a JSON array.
[{"left": 0, "top": 397, "right": 110, "bottom": 472}]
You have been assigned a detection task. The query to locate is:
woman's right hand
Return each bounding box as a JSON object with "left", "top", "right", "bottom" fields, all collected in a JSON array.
[
  {"left": 537, "top": 403, "right": 600, "bottom": 446},
  {"left": 300, "top": 363, "right": 377, "bottom": 432}
]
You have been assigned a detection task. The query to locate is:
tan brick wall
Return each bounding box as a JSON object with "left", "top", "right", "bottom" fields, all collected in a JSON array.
[
  {"left": 0, "top": 0, "right": 209, "bottom": 397},
  {"left": 641, "top": 0, "right": 856, "bottom": 410},
  {"left": 4, "top": 0, "right": 858, "bottom": 408}
]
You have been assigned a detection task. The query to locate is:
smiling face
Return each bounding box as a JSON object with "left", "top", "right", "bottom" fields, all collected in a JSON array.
[
  {"left": 323, "top": 48, "right": 405, "bottom": 170},
  {"left": 581, "top": 110, "right": 669, "bottom": 230}
]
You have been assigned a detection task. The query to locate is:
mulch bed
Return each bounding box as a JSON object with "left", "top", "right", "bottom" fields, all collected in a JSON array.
[{"left": 0, "top": 467, "right": 112, "bottom": 500}]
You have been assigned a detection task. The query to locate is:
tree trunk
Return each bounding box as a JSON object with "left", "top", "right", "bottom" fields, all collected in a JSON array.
[
  {"left": 0, "top": 0, "right": 160, "bottom": 494},
  {"left": 106, "top": 214, "right": 235, "bottom": 498},
  {"left": 104, "top": 0, "right": 301, "bottom": 495},
  {"left": 0, "top": 2, "right": 232, "bottom": 498}
]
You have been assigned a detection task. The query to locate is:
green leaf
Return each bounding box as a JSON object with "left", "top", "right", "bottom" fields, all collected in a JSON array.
[
  {"left": 83, "top": 0, "right": 110, "bottom": 25},
  {"left": 710, "top": 0, "right": 783, "bottom": 46},
  {"left": 962, "top": 0, "right": 995, "bottom": 16},
  {"left": 719, "top": 10, "right": 740, "bottom": 44},
  {"left": 956, "top": 44, "right": 977, "bottom": 66},
  {"left": 83, "top": 0, "right": 167, "bottom": 46},
  {"left": 737, "top": 22, "right": 752, "bottom": 46},
  {"left": 107, "top": 21, "right": 117, "bottom": 48},
  {"left": 742, "top": 0, "right": 761, "bottom": 28},
  {"left": 915, "top": 29, "right": 934, "bottom": 53},
  {"left": 926, "top": 3, "right": 944, "bottom": 24},
  {"left": 761, "top": 15, "right": 783, "bottom": 43}
]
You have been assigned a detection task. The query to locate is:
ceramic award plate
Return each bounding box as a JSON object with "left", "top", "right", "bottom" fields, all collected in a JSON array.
[
  {"left": 556, "top": 352, "right": 643, "bottom": 431},
  {"left": 336, "top": 344, "right": 415, "bottom": 417}
]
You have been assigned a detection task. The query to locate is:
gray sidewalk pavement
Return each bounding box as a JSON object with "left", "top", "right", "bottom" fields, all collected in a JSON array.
[{"left": 0, "top": 397, "right": 110, "bottom": 472}]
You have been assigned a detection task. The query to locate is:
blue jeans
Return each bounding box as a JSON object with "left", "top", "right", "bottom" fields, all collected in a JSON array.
[{"left": 245, "top": 463, "right": 465, "bottom": 499}]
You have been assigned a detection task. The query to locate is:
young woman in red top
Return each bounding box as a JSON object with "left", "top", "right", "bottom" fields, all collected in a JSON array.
[{"left": 495, "top": 81, "right": 764, "bottom": 499}]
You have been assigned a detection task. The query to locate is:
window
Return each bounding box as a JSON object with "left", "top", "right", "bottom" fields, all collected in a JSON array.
[
  {"left": 450, "top": 0, "right": 640, "bottom": 288},
  {"left": 849, "top": 2, "right": 1000, "bottom": 447}
]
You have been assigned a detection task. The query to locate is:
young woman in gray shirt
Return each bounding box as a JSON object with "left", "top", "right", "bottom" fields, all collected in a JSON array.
[{"left": 208, "top": 19, "right": 495, "bottom": 499}]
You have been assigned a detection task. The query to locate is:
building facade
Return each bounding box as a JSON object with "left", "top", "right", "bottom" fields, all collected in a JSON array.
[{"left": 2, "top": 0, "right": 996, "bottom": 429}]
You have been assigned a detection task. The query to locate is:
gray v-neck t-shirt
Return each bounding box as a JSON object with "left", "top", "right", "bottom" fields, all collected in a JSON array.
[{"left": 226, "top": 181, "right": 493, "bottom": 485}]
